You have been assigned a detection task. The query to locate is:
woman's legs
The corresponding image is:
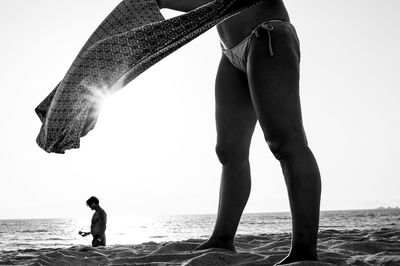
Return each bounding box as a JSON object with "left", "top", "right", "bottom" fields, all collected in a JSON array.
[
  {"left": 247, "top": 22, "right": 321, "bottom": 263},
  {"left": 196, "top": 54, "right": 257, "bottom": 251}
]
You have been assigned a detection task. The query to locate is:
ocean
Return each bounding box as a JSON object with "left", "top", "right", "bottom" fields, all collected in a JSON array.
[{"left": 1, "top": 209, "right": 399, "bottom": 253}]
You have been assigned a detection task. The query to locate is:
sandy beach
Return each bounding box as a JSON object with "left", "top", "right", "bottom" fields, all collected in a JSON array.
[{"left": 1, "top": 228, "right": 399, "bottom": 265}]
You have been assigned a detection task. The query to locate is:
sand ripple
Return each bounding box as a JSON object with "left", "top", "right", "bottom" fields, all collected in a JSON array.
[{"left": 1, "top": 228, "right": 399, "bottom": 265}]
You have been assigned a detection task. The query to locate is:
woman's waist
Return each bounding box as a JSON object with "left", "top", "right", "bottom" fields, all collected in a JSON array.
[{"left": 217, "top": 0, "right": 289, "bottom": 49}]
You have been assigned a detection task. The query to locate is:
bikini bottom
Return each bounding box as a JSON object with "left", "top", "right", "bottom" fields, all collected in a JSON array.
[{"left": 221, "top": 19, "right": 297, "bottom": 72}]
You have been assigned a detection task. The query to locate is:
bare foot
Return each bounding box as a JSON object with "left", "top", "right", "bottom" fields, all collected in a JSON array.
[
  {"left": 275, "top": 249, "right": 318, "bottom": 265},
  {"left": 194, "top": 237, "right": 236, "bottom": 252}
]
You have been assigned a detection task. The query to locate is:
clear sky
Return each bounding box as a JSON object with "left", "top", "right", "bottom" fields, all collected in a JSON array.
[{"left": 1, "top": 0, "right": 400, "bottom": 219}]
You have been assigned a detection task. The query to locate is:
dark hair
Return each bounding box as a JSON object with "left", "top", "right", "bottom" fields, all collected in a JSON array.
[{"left": 86, "top": 196, "right": 99, "bottom": 206}]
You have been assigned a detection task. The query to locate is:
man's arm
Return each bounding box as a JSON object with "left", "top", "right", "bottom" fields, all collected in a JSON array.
[
  {"left": 79, "top": 231, "right": 91, "bottom": 237},
  {"left": 158, "top": 0, "right": 215, "bottom": 12}
]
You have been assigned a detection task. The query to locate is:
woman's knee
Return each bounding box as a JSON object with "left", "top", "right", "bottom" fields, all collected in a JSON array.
[
  {"left": 268, "top": 137, "right": 309, "bottom": 161},
  {"left": 215, "top": 142, "right": 250, "bottom": 165}
]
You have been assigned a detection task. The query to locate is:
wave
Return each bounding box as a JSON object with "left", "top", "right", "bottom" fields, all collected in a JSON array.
[
  {"left": 19, "top": 229, "right": 49, "bottom": 233},
  {"left": 43, "top": 238, "right": 65, "bottom": 241},
  {"left": 319, "top": 225, "right": 343, "bottom": 228}
]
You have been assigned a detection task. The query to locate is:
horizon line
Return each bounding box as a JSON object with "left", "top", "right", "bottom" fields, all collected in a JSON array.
[{"left": 1, "top": 207, "right": 399, "bottom": 221}]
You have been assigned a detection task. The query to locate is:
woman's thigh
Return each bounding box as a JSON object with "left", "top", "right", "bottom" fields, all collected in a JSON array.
[
  {"left": 246, "top": 22, "right": 307, "bottom": 152},
  {"left": 215, "top": 54, "right": 257, "bottom": 162}
]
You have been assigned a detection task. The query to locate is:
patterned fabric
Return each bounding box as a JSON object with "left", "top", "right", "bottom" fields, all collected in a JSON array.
[{"left": 35, "top": 0, "right": 261, "bottom": 153}]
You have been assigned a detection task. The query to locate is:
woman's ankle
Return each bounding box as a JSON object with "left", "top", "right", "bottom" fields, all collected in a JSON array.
[{"left": 195, "top": 235, "right": 236, "bottom": 251}]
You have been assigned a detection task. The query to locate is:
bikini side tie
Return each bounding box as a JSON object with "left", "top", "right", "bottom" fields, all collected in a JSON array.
[{"left": 254, "top": 24, "right": 274, "bottom": 56}]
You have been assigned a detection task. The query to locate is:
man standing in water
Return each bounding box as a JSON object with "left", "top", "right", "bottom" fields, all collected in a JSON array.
[
  {"left": 79, "top": 196, "right": 107, "bottom": 247},
  {"left": 157, "top": 0, "right": 322, "bottom": 264}
]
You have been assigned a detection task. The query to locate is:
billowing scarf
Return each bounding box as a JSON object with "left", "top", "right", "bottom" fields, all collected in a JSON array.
[{"left": 35, "top": 0, "right": 261, "bottom": 153}]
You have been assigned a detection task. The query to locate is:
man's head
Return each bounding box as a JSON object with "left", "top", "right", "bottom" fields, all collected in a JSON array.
[{"left": 86, "top": 196, "right": 99, "bottom": 210}]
